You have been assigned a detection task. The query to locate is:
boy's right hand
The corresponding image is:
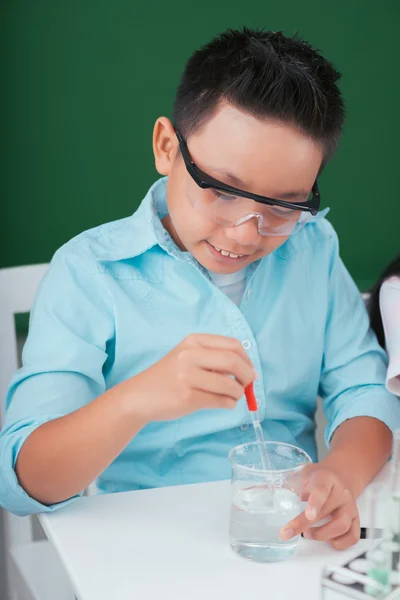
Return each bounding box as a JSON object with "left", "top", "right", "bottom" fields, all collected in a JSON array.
[{"left": 131, "top": 334, "right": 257, "bottom": 422}]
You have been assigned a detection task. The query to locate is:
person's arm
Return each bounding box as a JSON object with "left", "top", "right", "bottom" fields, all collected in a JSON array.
[
  {"left": 14, "top": 378, "right": 147, "bottom": 505},
  {"left": 380, "top": 277, "right": 400, "bottom": 395},
  {"left": 0, "top": 248, "right": 255, "bottom": 511},
  {"left": 15, "top": 333, "right": 255, "bottom": 506},
  {"left": 0, "top": 249, "right": 114, "bottom": 515},
  {"left": 319, "top": 241, "right": 400, "bottom": 453},
  {"left": 322, "top": 416, "right": 392, "bottom": 498},
  {"left": 280, "top": 416, "right": 392, "bottom": 550},
  {"left": 280, "top": 222, "right": 400, "bottom": 549}
]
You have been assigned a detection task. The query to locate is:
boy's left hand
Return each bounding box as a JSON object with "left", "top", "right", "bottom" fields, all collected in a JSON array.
[{"left": 280, "top": 464, "right": 360, "bottom": 550}]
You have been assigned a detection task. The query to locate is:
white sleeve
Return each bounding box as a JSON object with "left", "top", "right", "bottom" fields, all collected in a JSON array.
[{"left": 380, "top": 277, "right": 400, "bottom": 395}]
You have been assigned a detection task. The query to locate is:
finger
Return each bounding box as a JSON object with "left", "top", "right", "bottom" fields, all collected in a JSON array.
[
  {"left": 295, "top": 487, "right": 354, "bottom": 541},
  {"left": 190, "top": 367, "right": 245, "bottom": 400},
  {"left": 330, "top": 514, "right": 361, "bottom": 550},
  {"left": 280, "top": 510, "right": 309, "bottom": 541},
  {"left": 192, "top": 390, "right": 238, "bottom": 410},
  {"left": 184, "top": 334, "right": 255, "bottom": 368},
  {"left": 281, "top": 475, "right": 338, "bottom": 540},
  {"left": 308, "top": 486, "right": 354, "bottom": 526},
  {"left": 303, "top": 475, "right": 336, "bottom": 522},
  {"left": 303, "top": 504, "right": 358, "bottom": 542},
  {"left": 188, "top": 348, "right": 255, "bottom": 388}
]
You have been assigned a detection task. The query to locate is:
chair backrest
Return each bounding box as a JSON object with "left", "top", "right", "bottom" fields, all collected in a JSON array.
[
  {"left": 0, "top": 264, "right": 50, "bottom": 548},
  {"left": 0, "top": 263, "right": 97, "bottom": 553}
]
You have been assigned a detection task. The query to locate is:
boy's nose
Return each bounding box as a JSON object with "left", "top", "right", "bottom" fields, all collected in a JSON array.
[{"left": 224, "top": 216, "right": 262, "bottom": 247}]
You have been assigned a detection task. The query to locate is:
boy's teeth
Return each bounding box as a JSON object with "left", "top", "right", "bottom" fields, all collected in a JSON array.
[{"left": 213, "top": 245, "right": 242, "bottom": 259}]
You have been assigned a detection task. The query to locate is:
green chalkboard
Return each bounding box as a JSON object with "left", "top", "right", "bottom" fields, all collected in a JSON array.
[{"left": 2, "top": 1, "right": 399, "bottom": 291}]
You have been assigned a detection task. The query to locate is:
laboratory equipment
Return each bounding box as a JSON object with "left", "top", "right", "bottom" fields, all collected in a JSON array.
[{"left": 229, "top": 440, "right": 312, "bottom": 562}]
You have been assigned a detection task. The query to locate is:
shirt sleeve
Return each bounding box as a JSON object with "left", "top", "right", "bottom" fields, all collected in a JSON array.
[
  {"left": 380, "top": 277, "right": 400, "bottom": 396},
  {"left": 0, "top": 247, "right": 114, "bottom": 516},
  {"left": 319, "top": 228, "right": 400, "bottom": 447}
]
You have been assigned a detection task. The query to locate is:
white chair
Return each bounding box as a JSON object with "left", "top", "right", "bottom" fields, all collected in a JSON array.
[{"left": 0, "top": 264, "right": 76, "bottom": 600}]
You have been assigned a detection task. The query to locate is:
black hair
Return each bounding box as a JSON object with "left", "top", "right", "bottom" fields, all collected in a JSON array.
[
  {"left": 172, "top": 27, "right": 345, "bottom": 163},
  {"left": 369, "top": 254, "right": 400, "bottom": 348}
]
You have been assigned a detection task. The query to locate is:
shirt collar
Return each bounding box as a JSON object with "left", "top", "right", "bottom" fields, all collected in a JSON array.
[{"left": 100, "top": 177, "right": 186, "bottom": 262}]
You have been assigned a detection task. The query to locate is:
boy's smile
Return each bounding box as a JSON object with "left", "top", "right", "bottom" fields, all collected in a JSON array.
[
  {"left": 205, "top": 240, "right": 253, "bottom": 265},
  {"left": 154, "top": 102, "right": 323, "bottom": 274}
]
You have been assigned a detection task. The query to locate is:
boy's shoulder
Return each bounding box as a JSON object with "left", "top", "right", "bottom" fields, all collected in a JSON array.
[
  {"left": 52, "top": 216, "right": 134, "bottom": 271},
  {"left": 282, "top": 214, "right": 339, "bottom": 260},
  {"left": 303, "top": 213, "right": 338, "bottom": 244},
  {"left": 52, "top": 179, "right": 168, "bottom": 273},
  {"left": 52, "top": 203, "right": 153, "bottom": 274}
]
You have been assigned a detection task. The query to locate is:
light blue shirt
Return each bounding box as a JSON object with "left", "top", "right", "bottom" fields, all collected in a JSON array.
[{"left": 1, "top": 177, "right": 400, "bottom": 516}]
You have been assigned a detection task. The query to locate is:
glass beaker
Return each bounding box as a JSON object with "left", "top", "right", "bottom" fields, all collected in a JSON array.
[{"left": 228, "top": 441, "right": 312, "bottom": 563}]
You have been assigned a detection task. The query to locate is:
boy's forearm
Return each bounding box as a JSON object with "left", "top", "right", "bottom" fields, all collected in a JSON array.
[
  {"left": 15, "top": 378, "right": 149, "bottom": 505},
  {"left": 321, "top": 416, "right": 393, "bottom": 498}
]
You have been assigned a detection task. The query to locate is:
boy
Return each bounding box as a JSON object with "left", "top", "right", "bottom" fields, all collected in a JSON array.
[{"left": 1, "top": 27, "right": 399, "bottom": 549}]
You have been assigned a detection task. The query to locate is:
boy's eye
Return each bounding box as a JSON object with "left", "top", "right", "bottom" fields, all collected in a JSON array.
[
  {"left": 211, "top": 188, "right": 237, "bottom": 201},
  {"left": 270, "top": 205, "right": 297, "bottom": 216}
]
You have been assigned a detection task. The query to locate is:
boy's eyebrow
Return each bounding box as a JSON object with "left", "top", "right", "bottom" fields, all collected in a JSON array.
[{"left": 208, "top": 167, "right": 310, "bottom": 200}]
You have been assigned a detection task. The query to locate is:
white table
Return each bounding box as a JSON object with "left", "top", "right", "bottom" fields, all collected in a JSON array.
[{"left": 40, "top": 466, "right": 390, "bottom": 600}]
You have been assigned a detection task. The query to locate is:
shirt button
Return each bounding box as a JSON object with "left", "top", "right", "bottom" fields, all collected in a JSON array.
[
  {"left": 240, "top": 424, "right": 249, "bottom": 431},
  {"left": 246, "top": 288, "right": 252, "bottom": 298},
  {"left": 242, "top": 340, "right": 251, "bottom": 350}
]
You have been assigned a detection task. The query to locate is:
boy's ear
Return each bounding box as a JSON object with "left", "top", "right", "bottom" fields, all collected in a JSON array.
[{"left": 153, "top": 117, "right": 179, "bottom": 175}]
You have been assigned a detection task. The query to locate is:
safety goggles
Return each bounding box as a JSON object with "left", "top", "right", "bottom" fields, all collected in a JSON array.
[{"left": 176, "top": 130, "right": 321, "bottom": 237}]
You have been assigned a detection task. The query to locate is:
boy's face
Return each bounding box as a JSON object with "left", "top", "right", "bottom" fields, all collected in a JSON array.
[{"left": 153, "top": 103, "right": 323, "bottom": 273}]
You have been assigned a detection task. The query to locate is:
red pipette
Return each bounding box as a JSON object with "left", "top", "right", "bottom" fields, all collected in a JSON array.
[{"left": 245, "top": 383, "right": 258, "bottom": 412}]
